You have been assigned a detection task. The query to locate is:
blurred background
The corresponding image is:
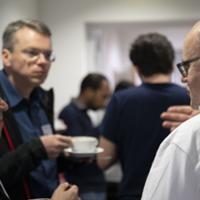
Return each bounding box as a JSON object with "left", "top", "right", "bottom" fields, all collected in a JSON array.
[{"left": 0, "top": 0, "right": 199, "bottom": 129}]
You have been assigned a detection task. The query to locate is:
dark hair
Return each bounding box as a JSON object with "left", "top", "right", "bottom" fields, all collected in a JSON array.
[
  {"left": 2, "top": 19, "right": 51, "bottom": 51},
  {"left": 129, "top": 33, "right": 174, "bottom": 77},
  {"left": 114, "top": 80, "right": 134, "bottom": 92},
  {"left": 80, "top": 73, "right": 108, "bottom": 93}
]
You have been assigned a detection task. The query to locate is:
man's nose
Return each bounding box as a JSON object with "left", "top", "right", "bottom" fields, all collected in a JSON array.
[
  {"left": 38, "top": 53, "right": 49, "bottom": 63},
  {"left": 35, "top": 53, "right": 51, "bottom": 65}
]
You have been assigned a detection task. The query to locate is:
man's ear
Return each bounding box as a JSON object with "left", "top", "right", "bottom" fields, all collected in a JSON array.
[{"left": 2, "top": 49, "right": 12, "bottom": 67}]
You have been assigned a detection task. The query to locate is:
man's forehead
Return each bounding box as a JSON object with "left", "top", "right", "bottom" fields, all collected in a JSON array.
[{"left": 13, "top": 27, "right": 52, "bottom": 49}]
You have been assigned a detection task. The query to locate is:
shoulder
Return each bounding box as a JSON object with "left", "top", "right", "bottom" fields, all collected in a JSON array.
[
  {"left": 113, "top": 86, "right": 143, "bottom": 102},
  {"left": 173, "top": 114, "right": 200, "bottom": 145},
  {"left": 169, "top": 83, "right": 187, "bottom": 94},
  {"left": 59, "top": 102, "right": 78, "bottom": 118},
  {"left": 159, "top": 114, "right": 200, "bottom": 165}
]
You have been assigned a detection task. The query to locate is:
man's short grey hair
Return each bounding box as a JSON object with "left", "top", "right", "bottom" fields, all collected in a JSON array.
[{"left": 2, "top": 19, "right": 52, "bottom": 51}]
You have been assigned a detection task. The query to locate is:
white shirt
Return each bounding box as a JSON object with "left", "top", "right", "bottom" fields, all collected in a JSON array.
[{"left": 141, "top": 113, "right": 200, "bottom": 200}]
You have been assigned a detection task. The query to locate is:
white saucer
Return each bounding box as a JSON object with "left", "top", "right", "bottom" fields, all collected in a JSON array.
[{"left": 64, "top": 147, "right": 104, "bottom": 157}]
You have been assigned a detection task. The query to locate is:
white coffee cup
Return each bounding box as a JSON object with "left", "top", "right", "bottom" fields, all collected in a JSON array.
[{"left": 72, "top": 136, "right": 98, "bottom": 153}]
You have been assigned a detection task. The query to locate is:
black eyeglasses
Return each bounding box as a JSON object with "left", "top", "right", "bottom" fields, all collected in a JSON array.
[{"left": 176, "top": 56, "right": 200, "bottom": 77}]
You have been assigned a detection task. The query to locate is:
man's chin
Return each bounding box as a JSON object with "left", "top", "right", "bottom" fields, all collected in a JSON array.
[{"left": 31, "top": 78, "right": 45, "bottom": 87}]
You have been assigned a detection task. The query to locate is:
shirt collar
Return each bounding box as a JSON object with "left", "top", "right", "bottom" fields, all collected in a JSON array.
[
  {"left": 0, "top": 70, "right": 43, "bottom": 108},
  {"left": 71, "top": 98, "right": 87, "bottom": 111}
]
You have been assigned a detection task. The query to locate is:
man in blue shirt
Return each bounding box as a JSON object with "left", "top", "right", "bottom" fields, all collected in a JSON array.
[
  {"left": 0, "top": 19, "right": 72, "bottom": 199},
  {"left": 59, "top": 73, "right": 111, "bottom": 200},
  {"left": 97, "top": 33, "right": 190, "bottom": 200},
  {"left": 0, "top": 98, "right": 79, "bottom": 200}
]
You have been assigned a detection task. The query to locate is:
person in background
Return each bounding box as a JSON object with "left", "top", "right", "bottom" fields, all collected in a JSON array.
[
  {"left": 97, "top": 32, "right": 190, "bottom": 200},
  {"left": 114, "top": 80, "right": 134, "bottom": 93},
  {"left": 59, "top": 73, "right": 111, "bottom": 200},
  {"left": 0, "top": 19, "right": 72, "bottom": 199},
  {"left": 141, "top": 21, "right": 200, "bottom": 200}
]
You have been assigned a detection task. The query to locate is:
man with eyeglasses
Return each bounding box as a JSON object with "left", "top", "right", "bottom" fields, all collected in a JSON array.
[
  {"left": 141, "top": 21, "right": 200, "bottom": 200},
  {"left": 0, "top": 19, "right": 73, "bottom": 200}
]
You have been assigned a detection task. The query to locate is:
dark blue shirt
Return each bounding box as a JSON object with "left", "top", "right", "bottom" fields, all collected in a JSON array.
[
  {"left": 59, "top": 99, "right": 105, "bottom": 193},
  {"left": 100, "top": 83, "right": 190, "bottom": 200},
  {"left": 0, "top": 70, "right": 58, "bottom": 198}
]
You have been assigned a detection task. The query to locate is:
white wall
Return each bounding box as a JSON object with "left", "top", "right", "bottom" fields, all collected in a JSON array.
[
  {"left": 0, "top": 0, "right": 39, "bottom": 49},
  {"left": 1, "top": 0, "right": 200, "bottom": 128},
  {"left": 86, "top": 21, "right": 194, "bottom": 88}
]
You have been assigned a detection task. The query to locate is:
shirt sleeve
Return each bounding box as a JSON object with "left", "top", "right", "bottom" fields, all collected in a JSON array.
[
  {"left": 141, "top": 143, "right": 199, "bottom": 200},
  {"left": 100, "top": 94, "right": 120, "bottom": 143}
]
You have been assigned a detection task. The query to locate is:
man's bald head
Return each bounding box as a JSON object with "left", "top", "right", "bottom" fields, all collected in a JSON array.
[
  {"left": 181, "top": 21, "right": 200, "bottom": 109},
  {"left": 183, "top": 21, "right": 200, "bottom": 60}
]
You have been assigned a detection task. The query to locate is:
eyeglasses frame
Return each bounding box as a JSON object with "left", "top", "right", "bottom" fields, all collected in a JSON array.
[
  {"left": 6, "top": 47, "right": 56, "bottom": 63},
  {"left": 176, "top": 56, "right": 200, "bottom": 77}
]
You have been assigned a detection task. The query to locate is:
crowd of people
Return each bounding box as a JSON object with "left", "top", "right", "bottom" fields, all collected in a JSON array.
[{"left": 0, "top": 18, "right": 200, "bottom": 200}]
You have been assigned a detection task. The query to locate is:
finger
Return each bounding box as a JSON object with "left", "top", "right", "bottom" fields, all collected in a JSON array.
[
  {"left": 57, "top": 141, "right": 71, "bottom": 149},
  {"left": 68, "top": 185, "right": 78, "bottom": 193},
  {"left": 162, "top": 121, "right": 181, "bottom": 129},
  {"left": 161, "top": 112, "right": 190, "bottom": 122},
  {"left": 67, "top": 185, "right": 79, "bottom": 199},
  {"left": 58, "top": 182, "right": 70, "bottom": 191},
  {"left": 56, "top": 135, "right": 73, "bottom": 145},
  {"left": 0, "top": 99, "right": 8, "bottom": 111},
  {"left": 167, "top": 106, "right": 193, "bottom": 114}
]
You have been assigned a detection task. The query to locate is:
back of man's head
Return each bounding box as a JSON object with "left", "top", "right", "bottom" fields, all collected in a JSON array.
[
  {"left": 2, "top": 19, "right": 51, "bottom": 51},
  {"left": 114, "top": 80, "right": 134, "bottom": 92},
  {"left": 80, "top": 73, "right": 108, "bottom": 94},
  {"left": 129, "top": 32, "right": 174, "bottom": 77}
]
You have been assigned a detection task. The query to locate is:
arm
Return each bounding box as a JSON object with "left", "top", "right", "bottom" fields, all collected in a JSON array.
[
  {"left": 161, "top": 105, "right": 199, "bottom": 131},
  {"left": 0, "top": 138, "right": 47, "bottom": 186},
  {"left": 97, "top": 136, "right": 117, "bottom": 170},
  {"left": 0, "top": 134, "right": 72, "bottom": 187},
  {"left": 97, "top": 94, "right": 120, "bottom": 170}
]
